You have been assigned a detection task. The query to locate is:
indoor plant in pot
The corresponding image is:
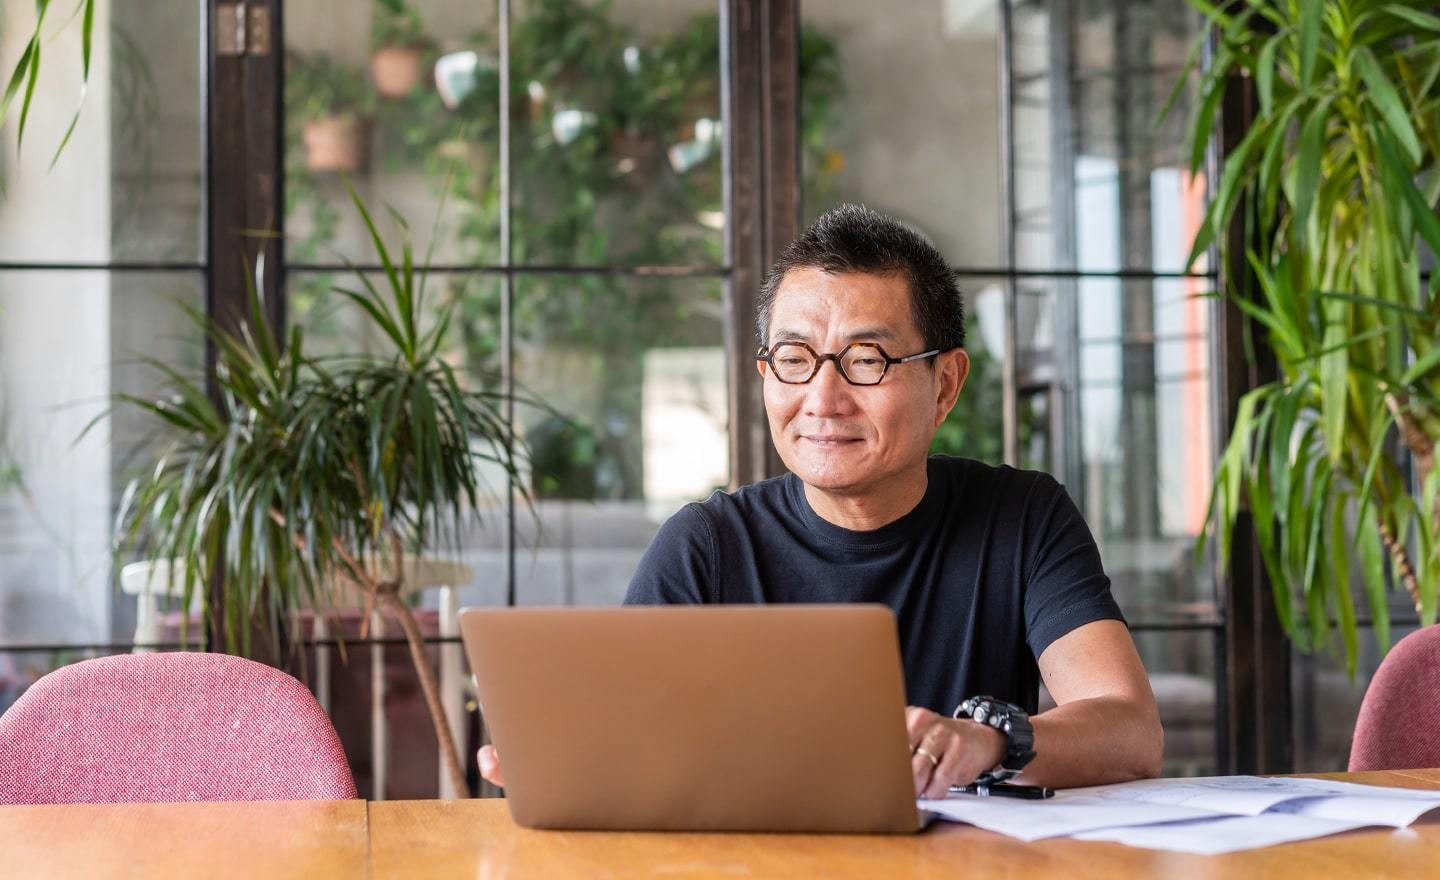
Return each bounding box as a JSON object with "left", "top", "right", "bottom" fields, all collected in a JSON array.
[
  {"left": 1184, "top": 1, "right": 1440, "bottom": 673},
  {"left": 109, "top": 187, "right": 527, "bottom": 797}
]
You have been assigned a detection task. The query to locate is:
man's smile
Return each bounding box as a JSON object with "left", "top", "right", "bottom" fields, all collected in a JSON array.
[{"left": 800, "top": 433, "right": 864, "bottom": 447}]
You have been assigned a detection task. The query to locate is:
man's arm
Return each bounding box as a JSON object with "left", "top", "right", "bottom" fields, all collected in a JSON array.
[
  {"left": 907, "top": 619, "right": 1161, "bottom": 797},
  {"left": 1024, "top": 618, "right": 1163, "bottom": 787}
]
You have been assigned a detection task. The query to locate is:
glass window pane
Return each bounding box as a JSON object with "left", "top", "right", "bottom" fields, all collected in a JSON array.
[
  {"left": 1135, "top": 628, "right": 1218, "bottom": 776},
  {"left": 801, "top": 3, "right": 1004, "bottom": 268},
  {"left": 285, "top": 1, "right": 501, "bottom": 266},
  {"left": 0, "top": 1, "right": 205, "bottom": 263},
  {"left": 512, "top": 274, "right": 726, "bottom": 605},
  {"left": 0, "top": 270, "right": 204, "bottom": 648},
  {"left": 1039, "top": 627, "right": 1218, "bottom": 776},
  {"left": 1012, "top": 0, "right": 1208, "bottom": 273},
  {"left": 1015, "top": 276, "right": 1215, "bottom": 620},
  {"left": 510, "top": 0, "right": 723, "bottom": 267},
  {"left": 930, "top": 276, "right": 1006, "bottom": 464},
  {"left": 1292, "top": 623, "right": 1423, "bottom": 771}
]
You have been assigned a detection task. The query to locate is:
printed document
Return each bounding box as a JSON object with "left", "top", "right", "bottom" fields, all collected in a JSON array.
[{"left": 919, "top": 775, "right": 1440, "bottom": 853}]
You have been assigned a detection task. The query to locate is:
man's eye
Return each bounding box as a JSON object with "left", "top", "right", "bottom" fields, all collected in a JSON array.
[
  {"left": 776, "top": 356, "right": 808, "bottom": 367},
  {"left": 850, "top": 357, "right": 883, "bottom": 367}
]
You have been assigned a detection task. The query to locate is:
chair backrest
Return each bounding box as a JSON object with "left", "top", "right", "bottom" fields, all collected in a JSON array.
[
  {"left": 0, "top": 651, "right": 357, "bottom": 804},
  {"left": 1349, "top": 625, "right": 1440, "bottom": 772}
]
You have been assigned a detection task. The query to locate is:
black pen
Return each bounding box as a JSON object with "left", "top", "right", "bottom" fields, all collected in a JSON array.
[{"left": 949, "top": 781, "right": 1054, "bottom": 800}]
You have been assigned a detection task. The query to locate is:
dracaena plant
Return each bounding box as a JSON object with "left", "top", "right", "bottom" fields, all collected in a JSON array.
[
  {"left": 109, "top": 186, "right": 528, "bottom": 796},
  {"left": 1182, "top": 1, "right": 1440, "bottom": 674}
]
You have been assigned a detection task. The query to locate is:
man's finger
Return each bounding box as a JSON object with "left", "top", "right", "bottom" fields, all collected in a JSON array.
[
  {"left": 924, "top": 733, "right": 966, "bottom": 799},
  {"left": 478, "top": 744, "right": 505, "bottom": 788},
  {"left": 911, "top": 742, "right": 941, "bottom": 795},
  {"left": 905, "top": 706, "right": 937, "bottom": 745}
]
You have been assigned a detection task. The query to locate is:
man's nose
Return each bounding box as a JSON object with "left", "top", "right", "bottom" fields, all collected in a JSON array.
[{"left": 802, "top": 358, "right": 855, "bottom": 416}]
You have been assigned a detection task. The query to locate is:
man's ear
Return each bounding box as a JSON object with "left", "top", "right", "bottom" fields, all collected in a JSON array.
[{"left": 933, "top": 348, "right": 970, "bottom": 428}]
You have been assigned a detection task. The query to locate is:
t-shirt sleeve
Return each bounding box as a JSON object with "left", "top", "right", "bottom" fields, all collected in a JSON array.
[
  {"left": 1022, "top": 475, "right": 1126, "bottom": 658},
  {"left": 622, "top": 502, "right": 717, "bottom": 605}
]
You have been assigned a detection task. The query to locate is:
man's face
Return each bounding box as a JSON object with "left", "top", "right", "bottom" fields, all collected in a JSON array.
[{"left": 758, "top": 267, "right": 968, "bottom": 499}]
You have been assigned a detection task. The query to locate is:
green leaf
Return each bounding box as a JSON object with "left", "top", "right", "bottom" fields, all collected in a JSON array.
[
  {"left": 1355, "top": 45, "right": 1423, "bottom": 165},
  {"left": 1330, "top": 500, "right": 1359, "bottom": 678},
  {"left": 1158, "top": 29, "right": 1206, "bottom": 127},
  {"left": 1299, "top": 0, "right": 1322, "bottom": 90},
  {"left": 1384, "top": 4, "right": 1440, "bottom": 34},
  {"left": 1402, "top": 346, "right": 1440, "bottom": 385},
  {"left": 0, "top": 38, "right": 37, "bottom": 134},
  {"left": 1293, "top": 96, "right": 1334, "bottom": 244},
  {"left": 1256, "top": 33, "right": 1280, "bottom": 116},
  {"left": 1358, "top": 503, "right": 1390, "bottom": 653},
  {"left": 16, "top": 38, "right": 41, "bottom": 152},
  {"left": 1375, "top": 129, "right": 1440, "bottom": 268},
  {"left": 1189, "top": 74, "right": 1226, "bottom": 175}
]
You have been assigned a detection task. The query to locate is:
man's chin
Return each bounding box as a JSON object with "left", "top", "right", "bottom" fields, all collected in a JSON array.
[{"left": 783, "top": 451, "right": 871, "bottom": 492}]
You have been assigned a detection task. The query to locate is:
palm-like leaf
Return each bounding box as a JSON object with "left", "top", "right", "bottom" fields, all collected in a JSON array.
[{"left": 1189, "top": 0, "right": 1440, "bottom": 676}]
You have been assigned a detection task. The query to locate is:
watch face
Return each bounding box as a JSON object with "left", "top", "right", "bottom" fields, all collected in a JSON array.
[{"left": 959, "top": 696, "right": 1035, "bottom": 773}]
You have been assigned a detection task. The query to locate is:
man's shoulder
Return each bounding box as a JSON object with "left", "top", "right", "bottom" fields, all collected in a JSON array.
[
  {"left": 690, "top": 472, "right": 794, "bottom": 524},
  {"left": 929, "top": 454, "right": 1063, "bottom": 503}
]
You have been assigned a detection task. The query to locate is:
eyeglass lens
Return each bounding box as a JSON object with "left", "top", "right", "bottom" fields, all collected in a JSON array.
[{"left": 769, "top": 343, "right": 888, "bottom": 385}]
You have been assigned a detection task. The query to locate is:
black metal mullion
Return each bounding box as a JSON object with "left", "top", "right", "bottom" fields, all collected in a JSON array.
[
  {"left": 998, "top": 0, "right": 1020, "bottom": 467},
  {"left": 725, "top": 0, "right": 768, "bottom": 489},
  {"left": 285, "top": 262, "right": 731, "bottom": 277},
  {"left": 500, "top": 0, "right": 517, "bottom": 609},
  {"left": 1214, "top": 22, "right": 1290, "bottom": 776}
]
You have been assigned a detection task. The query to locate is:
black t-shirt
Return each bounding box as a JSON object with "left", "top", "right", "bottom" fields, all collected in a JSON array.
[{"left": 622, "top": 455, "right": 1125, "bottom": 715}]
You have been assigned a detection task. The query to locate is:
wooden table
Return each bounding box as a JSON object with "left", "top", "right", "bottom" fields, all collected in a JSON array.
[
  {"left": 4, "top": 770, "right": 1439, "bottom": 878},
  {"left": 0, "top": 799, "right": 367, "bottom": 879}
]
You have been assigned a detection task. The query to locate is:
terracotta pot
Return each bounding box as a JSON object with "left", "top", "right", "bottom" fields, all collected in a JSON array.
[
  {"left": 302, "top": 115, "right": 370, "bottom": 173},
  {"left": 371, "top": 45, "right": 425, "bottom": 98}
]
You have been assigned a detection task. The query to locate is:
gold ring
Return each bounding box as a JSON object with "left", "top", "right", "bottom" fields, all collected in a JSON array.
[{"left": 914, "top": 746, "right": 940, "bottom": 768}]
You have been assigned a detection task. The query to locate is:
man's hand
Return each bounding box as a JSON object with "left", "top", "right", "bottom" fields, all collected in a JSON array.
[
  {"left": 906, "top": 706, "right": 1006, "bottom": 799},
  {"left": 478, "top": 745, "right": 505, "bottom": 788}
]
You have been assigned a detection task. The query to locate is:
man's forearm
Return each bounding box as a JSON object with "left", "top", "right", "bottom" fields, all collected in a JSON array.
[{"left": 1018, "top": 696, "right": 1164, "bottom": 789}]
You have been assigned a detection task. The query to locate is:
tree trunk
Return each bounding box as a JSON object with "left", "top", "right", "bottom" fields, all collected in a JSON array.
[{"left": 377, "top": 591, "right": 469, "bottom": 798}]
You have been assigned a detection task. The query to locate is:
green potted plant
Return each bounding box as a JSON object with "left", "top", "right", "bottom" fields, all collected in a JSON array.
[
  {"left": 1184, "top": 1, "right": 1440, "bottom": 674},
  {"left": 371, "top": 0, "right": 431, "bottom": 98},
  {"left": 109, "top": 186, "right": 528, "bottom": 797},
  {"left": 287, "top": 51, "right": 375, "bottom": 173}
]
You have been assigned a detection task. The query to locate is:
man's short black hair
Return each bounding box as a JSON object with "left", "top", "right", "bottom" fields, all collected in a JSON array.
[{"left": 756, "top": 203, "right": 965, "bottom": 352}]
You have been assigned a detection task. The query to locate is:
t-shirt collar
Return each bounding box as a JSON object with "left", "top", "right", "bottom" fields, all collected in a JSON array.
[{"left": 787, "top": 457, "right": 946, "bottom": 548}]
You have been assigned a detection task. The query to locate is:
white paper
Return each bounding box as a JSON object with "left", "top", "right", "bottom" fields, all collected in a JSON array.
[
  {"left": 921, "top": 776, "right": 1440, "bottom": 850},
  {"left": 1271, "top": 795, "right": 1440, "bottom": 827},
  {"left": 1072, "top": 814, "right": 1379, "bottom": 855},
  {"left": 1065, "top": 775, "right": 1440, "bottom": 817},
  {"left": 917, "top": 795, "right": 1221, "bottom": 841}
]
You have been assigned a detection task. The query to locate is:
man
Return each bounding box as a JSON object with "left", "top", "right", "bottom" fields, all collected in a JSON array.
[{"left": 482, "top": 205, "right": 1163, "bottom": 798}]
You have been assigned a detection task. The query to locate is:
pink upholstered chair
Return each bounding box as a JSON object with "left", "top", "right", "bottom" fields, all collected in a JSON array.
[
  {"left": 0, "top": 652, "right": 357, "bottom": 804},
  {"left": 1349, "top": 625, "right": 1440, "bottom": 772}
]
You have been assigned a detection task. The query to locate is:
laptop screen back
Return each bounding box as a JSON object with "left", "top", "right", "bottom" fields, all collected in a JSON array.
[{"left": 459, "top": 604, "right": 920, "bottom": 833}]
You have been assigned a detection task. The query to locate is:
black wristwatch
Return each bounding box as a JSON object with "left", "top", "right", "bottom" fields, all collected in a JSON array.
[{"left": 953, "top": 695, "right": 1036, "bottom": 784}]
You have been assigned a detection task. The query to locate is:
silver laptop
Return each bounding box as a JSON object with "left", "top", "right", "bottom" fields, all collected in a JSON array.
[{"left": 459, "top": 604, "right": 925, "bottom": 833}]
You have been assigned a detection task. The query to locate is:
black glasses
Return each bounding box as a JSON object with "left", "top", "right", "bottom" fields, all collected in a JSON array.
[{"left": 755, "top": 341, "right": 941, "bottom": 386}]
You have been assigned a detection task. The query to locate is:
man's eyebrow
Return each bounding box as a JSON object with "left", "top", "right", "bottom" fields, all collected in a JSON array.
[
  {"left": 769, "top": 327, "right": 900, "bottom": 344},
  {"left": 843, "top": 327, "right": 899, "bottom": 343}
]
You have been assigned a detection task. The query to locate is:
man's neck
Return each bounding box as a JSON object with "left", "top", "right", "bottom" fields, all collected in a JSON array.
[{"left": 801, "top": 465, "right": 930, "bottom": 532}]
